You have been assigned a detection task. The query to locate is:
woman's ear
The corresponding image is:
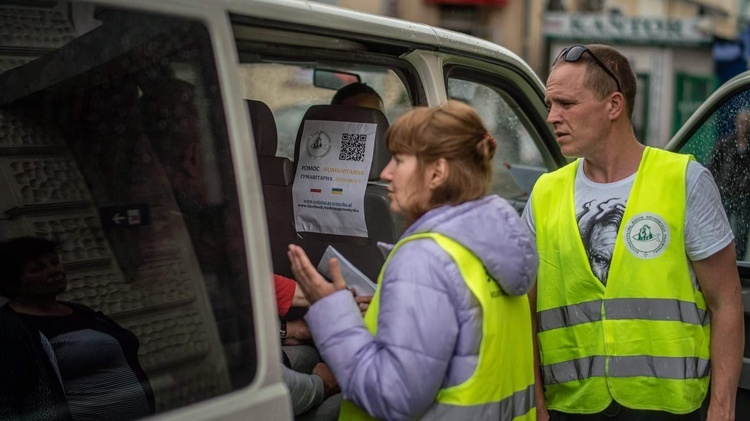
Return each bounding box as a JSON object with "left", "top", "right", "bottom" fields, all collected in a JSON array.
[{"left": 427, "top": 158, "right": 449, "bottom": 189}]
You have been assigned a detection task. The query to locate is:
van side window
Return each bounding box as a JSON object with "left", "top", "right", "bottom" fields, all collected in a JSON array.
[
  {"left": 0, "top": 3, "right": 256, "bottom": 416},
  {"left": 237, "top": 63, "right": 412, "bottom": 161},
  {"left": 447, "top": 74, "right": 547, "bottom": 203},
  {"left": 679, "top": 90, "right": 750, "bottom": 262}
]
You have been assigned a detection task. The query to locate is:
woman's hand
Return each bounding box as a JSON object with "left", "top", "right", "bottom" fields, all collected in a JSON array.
[
  {"left": 288, "top": 244, "right": 347, "bottom": 304},
  {"left": 348, "top": 288, "right": 373, "bottom": 316},
  {"left": 355, "top": 294, "right": 372, "bottom": 316}
]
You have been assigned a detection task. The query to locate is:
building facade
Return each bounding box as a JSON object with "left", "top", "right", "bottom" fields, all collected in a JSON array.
[
  {"left": 312, "top": 0, "right": 544, "bottom": 74},
  {"left": 543, "top": 0, "right": 739, "bottom": 146},
  {"left": 312, "top": 0, "right": 746, "bottom": 147}
]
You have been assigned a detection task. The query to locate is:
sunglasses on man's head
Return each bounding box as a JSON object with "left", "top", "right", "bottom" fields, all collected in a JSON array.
[{"left": 553, "top": 45, "right": 622, "bottom": 93}]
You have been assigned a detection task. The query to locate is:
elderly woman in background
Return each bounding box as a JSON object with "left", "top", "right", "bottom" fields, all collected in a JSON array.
[
  {"left": 0, "top": 236, "right": 154, "bottom": 420},
  {"left": 288, "top": 100, "right": 539, "bottom": 420}
]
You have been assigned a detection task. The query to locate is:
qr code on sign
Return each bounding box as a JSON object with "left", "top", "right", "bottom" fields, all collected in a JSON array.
[{"left": 339, "top": 133, "right": 367, "bottom": 162}]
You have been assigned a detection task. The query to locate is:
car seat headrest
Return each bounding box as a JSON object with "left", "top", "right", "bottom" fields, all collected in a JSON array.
[{"left": 293, "top": 104, "right": 390, "bottom": 181}]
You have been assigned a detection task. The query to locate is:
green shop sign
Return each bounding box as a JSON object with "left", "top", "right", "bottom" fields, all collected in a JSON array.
[{"left": 544, "top": 13, "right": 712, "bottom": 46}]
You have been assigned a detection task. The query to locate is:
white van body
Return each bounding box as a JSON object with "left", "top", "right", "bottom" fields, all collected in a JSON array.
[{"left": 1, "top": 0, "right": 747, "bottom": 419}]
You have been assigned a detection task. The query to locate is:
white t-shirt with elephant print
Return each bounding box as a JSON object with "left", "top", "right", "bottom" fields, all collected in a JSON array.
[{"left": 522, "top": 159, "right": 733, "bottom": 286}]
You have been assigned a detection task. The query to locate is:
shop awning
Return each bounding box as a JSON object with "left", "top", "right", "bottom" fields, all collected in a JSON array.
[{"left": 423, "top": 0, "right": 508, "bottom": 6}]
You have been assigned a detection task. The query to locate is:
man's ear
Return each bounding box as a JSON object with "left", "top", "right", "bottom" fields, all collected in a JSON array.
[
  {"left": 608, "top": 92, "right": 625, "bottom": 121},
  {"left": 427, "top": 158, "right": 449, "bottom": 189}
]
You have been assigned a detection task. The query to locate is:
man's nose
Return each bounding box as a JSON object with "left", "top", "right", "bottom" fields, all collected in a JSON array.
[{"left": 546, "top": 105, "right": 560, "bottom": 125}]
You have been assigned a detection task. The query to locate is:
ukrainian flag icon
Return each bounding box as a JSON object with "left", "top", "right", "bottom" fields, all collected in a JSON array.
[{"left": 332, "top": 187, "right": 343, "bottom": 195}]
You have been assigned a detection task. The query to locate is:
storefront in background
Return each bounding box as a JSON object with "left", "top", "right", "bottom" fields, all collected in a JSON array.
[{"left": 544, "top": 13, "right": 714, "bottom": 147}]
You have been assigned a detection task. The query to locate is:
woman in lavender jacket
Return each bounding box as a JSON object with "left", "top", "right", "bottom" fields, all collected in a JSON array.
[{"left": 288, "top": 101, "right": 539, "bottom": 420}]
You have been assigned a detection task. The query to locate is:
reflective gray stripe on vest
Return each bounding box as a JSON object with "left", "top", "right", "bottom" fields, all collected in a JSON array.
[
  {"left": 604, "top": 298, "right": 709, "bottom": 326},
  {"left": 542, "top": 356, "right": 606, "bottom": 385},
  {"left": 420, "top": 385, "right": 535, "bottom": 420},
  {"left": 543, "top": 356, "right": 710, "bottom": 385},
  {"left": 609, "top": 356, "right": 711, "bottom": 379},
  {"left": 537, "top": 298, "right": 708, "bottom": 331},
  {"left": 537, "top": 300, "right": 602, "bottom": 332}
]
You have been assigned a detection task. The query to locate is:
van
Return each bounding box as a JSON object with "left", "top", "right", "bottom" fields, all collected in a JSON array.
[{"left": 0, "top": 0, "right": 746, "bottom": 419}]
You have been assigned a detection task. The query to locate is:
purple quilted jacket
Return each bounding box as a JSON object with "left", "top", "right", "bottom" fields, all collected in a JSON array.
[{"left": 305, "top": 195, "right": 538, "bottom": 420}]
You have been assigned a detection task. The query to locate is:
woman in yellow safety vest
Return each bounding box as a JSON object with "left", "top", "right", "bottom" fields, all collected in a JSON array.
[{"left": 288, "top": 100, "right": 538, "bottom": 420}]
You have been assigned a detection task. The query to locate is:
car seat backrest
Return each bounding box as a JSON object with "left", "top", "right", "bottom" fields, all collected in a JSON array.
[
  {"left": 291, "top": 104, "right": 396, "bottom": 281},
  {"left": 246, "top": 99, "right": 296, "bottom": 277},
  {"left": 247, "top": 99, "right": 295, "bottom": 186}
]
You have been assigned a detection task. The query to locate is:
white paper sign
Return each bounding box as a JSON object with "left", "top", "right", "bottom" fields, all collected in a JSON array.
[{"left": 293, "top": 120, "right": 376, "bottom": 237}]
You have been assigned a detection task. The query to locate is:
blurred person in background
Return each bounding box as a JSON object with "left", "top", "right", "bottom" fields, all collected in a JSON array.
[
  {"left": 708, "top": 109, "right": 750, "bottom": 260},
  {"left": 331, "top": 82, "right": 384, "bottom": 112}
]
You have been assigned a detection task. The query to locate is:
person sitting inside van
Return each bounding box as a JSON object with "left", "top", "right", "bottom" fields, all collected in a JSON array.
[
  {"left": 331, "top": 82, "right": 384, "bottom": 112},
  {"left": 0, "top": 236, "right": 154, "bottom": 420}
]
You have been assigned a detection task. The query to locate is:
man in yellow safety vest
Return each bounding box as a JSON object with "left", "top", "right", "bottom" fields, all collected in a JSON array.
[{"left": 522, "top": 44, "right": 744, "bottom": 420}]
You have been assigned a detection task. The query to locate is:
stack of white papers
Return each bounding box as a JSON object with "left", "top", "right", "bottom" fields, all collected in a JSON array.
[{"left": 317, "top": 245, "right": 377, "bottom": 296}]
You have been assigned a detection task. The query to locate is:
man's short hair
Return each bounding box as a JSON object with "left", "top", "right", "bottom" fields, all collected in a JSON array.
[
  {"left": 553, "top": 44, "right": 637, "bottom": 119},
  {"left": 331, "top": 82, "right": 382, "bottom": 106}
]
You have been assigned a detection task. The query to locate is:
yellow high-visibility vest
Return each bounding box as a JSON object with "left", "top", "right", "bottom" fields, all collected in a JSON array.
[
  {"left": 339, "top": 232, "right": 535, "bottom": 420},
  {"left": 532, "top": 147, "right": 709, "bottom": 414}
]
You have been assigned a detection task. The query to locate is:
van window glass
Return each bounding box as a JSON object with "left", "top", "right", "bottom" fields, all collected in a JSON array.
[
  {"left": 679, "top": 90, "right": 750, "bottom": 262},
  {"left": 0, "top": 2, "right": 256, "bottom": 417},
  {"left": 447, "top": 77, "right": 545, "bottom": 201},
  {"left": 238, "top": 63, "right": 412, "bottom": 161}
]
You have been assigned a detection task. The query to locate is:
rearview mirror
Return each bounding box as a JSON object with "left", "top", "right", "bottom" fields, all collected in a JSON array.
[{"left": 313, "top": 69, "right": 360, "bottom": 90}]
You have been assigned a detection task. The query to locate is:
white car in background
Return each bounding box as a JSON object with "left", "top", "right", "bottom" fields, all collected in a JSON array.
[{"left": 0, "top": 0, "right": 746, "bottom": 419}]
